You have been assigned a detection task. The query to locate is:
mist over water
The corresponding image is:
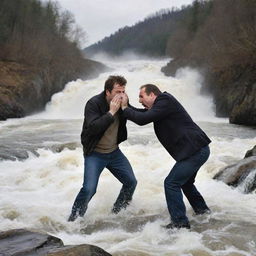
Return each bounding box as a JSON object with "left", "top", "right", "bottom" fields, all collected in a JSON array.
[
  {"left": 33, "top": 56, "right": 215, "bottom": 121},
  {"left": 0, "top": 57, "right": 255, "bottom": 256}
]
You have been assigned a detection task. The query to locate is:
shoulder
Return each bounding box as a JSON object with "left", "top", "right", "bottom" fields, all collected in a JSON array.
[
  {"left": 154, "top": 92, "right": 173, "bottom": 105},
  {"left": 156, "top": 92, "right": 180, "bottom": 104},
  {"left": 88, "top": 92, "right": 105, "bottom": 103},
  {"left": 86, "top": 92, "right": 105, "bottom": 106}
]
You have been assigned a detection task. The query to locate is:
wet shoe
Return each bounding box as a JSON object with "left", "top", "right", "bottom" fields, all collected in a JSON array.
[
  {"left": 165, "top": 222, "right": 191, "bottom": 229},
  {"left": 195, "top": 209, "right": 211, "bottom": 215},
  {"left": 78, "top": 205, "right": 87, "bottom": 217},
  {"left": 111, "top": 201, "right": 129, "bottom": 214},
  {"left": 68, "top": 211, "right": 79, "bottom": 222}
]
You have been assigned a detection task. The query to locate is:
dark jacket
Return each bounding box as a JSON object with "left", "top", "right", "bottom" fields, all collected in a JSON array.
[
  {"left": 123, "top": 92, "right": 211, "bottom": 161},
  {"left": 81, "top": 92, "right": 127, "bottom": 155}
]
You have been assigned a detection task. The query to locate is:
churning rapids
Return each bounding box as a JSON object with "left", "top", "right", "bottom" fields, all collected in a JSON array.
[{"left": 0, "top": 58, "right": 255, "bottom": 256}]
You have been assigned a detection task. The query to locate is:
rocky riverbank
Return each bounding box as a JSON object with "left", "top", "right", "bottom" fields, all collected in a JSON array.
[
  {"left": 0, "top": 59, "right": 107, "bottom": 121},
  {"left": 0, "top": 229, "right": 111, "bottom": 256},
  {"left": 161, "top": 60, "right": 256, "bottom": 126},
  {"left": 213, "top": 145, "right": 256, "bottom": 193}
]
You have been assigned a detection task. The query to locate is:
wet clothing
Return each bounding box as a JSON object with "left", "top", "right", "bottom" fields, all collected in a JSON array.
[
  {"left": 94, "top": 114, "right": 119, "bottom": 153},
  {"left": 81, "top": 91, "right": 127, "bottom": 156},
  {"left": 70, "top": 149, "right": 137, "bottom": 220},
  {"left": 164, "top": 145, "right": 210, "bottom": 225},
  {"left": 123, "top": 92, "right": 211, "bottom": 161},
  {"left": 123, "top": 91, "right": 211, "bottom": 226},
  {"left": 69, "top": 91, "right": 136, "bottom": 221}
]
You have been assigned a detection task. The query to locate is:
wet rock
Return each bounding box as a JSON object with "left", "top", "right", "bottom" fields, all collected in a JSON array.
[
  {"left": 161, "top": 61, "right": 256, "bottom": 126},
  {"left": 47, "top": 245, "right": 112, "bottom": 256},
  {"left": 0, "top": 229, "right": 111, "bottom": 256},
  {"left": 0, "top": 60, "right": 107, "bottom": 121},
  {"left": 245, "top": 145, "right": 256, "bottom": 158},
  {"left": 81, "top": 214, "right": 162, "bottom": 234},
  {"left": 50, "top": 142, "right": 80, "bottom": 153},
  {"left": 0, "top": 229, "right": 63, "bottom": 256},
  {"left": 213, "top": 156, "right": 256, "bottom": 193}
]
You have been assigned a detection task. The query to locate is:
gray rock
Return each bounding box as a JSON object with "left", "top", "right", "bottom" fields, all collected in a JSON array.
[
  {"left": 47, "top": 245, "right": 112, "bottom": 256},
  {"left": 0, "top": 229, "right": 111, "bottom": 256},
  {"left": 213, "top": 156, "right": 256, "bottom": 193},
  {"left": 244, "top": 145, "right": 256, "bottom": 158}
]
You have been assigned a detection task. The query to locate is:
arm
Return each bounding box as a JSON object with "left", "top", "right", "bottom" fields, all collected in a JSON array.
[
  {"left": 123, "top": 96, "right": 171, "bottom": 125},
  {"left": 84, "top": 100, "right": 114, "bottom": 136},
  {"left": 121, "top": 93, "right": 146, "bottom": 112},
  {"left": 85, "top": 95, "right": 121, "bottom": 135},
  {"left": 128, "top": 103, "right": 147, "bottom": 112}
]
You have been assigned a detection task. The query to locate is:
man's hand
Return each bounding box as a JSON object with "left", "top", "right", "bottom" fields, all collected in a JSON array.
[
  {"left": 109, "top": 95, "right": 121, "bottom": 115},
  {"left": 121, "top": 93, "right": 129, "bottom": 110}
]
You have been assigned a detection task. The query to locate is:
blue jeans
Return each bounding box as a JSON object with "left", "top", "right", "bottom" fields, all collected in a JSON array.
[
  {"left": 164, "top": 145, "right": 210, "bottom": 225},
  {"left": 70, "top": 148, "right": 137, "bottom": 216}
]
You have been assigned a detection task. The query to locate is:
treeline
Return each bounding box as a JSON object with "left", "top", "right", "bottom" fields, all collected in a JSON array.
[
  {"left": 0, "top": 0, "right": 85, "bottom": 73},
  {"left": 165, "top": 0, "right": 256, "bottom": 72},
  {"left": 86, "top": 0, "right": 256, "bottom": 66},
  {"left": 0, "top": 0, "right": 106, "bottom": 120},
  {"left": 163, "top": 0, "right": 256, "bottom": 125},
  {"left": 85, "top": 8, "right": 191, "bottom": 57}
]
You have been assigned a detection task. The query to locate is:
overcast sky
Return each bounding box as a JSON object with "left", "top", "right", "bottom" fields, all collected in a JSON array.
[{"left": 44, "top": 0, "right": 194, "bottom": 47}]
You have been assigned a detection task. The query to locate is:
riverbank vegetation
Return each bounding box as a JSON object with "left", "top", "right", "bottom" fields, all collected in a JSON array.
[
  {"left": 0, "top": 0, "right": 85, "bottom": 70},
  {"left": 0, "top": 0, "right": 106, "bottom": 120}
]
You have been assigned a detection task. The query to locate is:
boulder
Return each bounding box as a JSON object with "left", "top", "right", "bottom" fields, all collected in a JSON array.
[
  {"left": 0, "top": 229, "right": 111, "bottom": 256},
  {"left": 47, "top": 245, "right": 112, "bottom": 256},
  {"left": 213, "top": 156, "right": 256, "bottom": 193},
  {"left": 244, "top": 145, "right": 256, "bottom": 158}
]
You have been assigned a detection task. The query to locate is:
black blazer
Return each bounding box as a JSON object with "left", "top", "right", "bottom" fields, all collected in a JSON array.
[
  {"left": 123, "top": 92, "right": 211, "bottom": 161},
  {"left": 81, "top": 92, "right": 127, "bottom": 155}
]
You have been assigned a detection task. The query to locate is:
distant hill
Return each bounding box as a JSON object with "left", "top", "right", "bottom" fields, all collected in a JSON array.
[{"left": 84, "top": 7, "right": 192, "bottom": 57}]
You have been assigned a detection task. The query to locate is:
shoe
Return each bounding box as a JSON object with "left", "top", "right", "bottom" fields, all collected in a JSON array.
[
  {"left": 195, "top": 209, "right": 211, "bottom": 215},
  {"left": 68, "top": 211, "right": 78, "bottom": 222},
  {"left": 78, "top": 205, "right": 87, "bottom": 217},
  {"left": 165, "top": 222, "right": 191, "bottom": 229},
  {"left": 111, "top": 201, "right": 129, "bottom": 214}
]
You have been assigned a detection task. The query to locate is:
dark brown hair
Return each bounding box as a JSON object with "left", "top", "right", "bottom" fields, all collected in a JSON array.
[
  {"left": 140, "top": 84, "right": 162, "bottom": 96},
  {"left": 104, "top": 75, "right": 127, "bottom": 94}
]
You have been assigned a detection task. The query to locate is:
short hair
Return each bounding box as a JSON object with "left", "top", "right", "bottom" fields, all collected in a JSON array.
[
  {"left": 104, "top": 75, "right": 127, "bottom": 94},
  {"left": 140, "top": 84, "right": 162, "bottom": 96}
]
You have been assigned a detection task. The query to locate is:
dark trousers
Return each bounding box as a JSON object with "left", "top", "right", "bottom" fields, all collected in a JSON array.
[
  {"left": 71, "top": 148, "right": 137, "bottom": 216},
  {"left": 164, "top": 145, "right": 210, "bottom": 225}
]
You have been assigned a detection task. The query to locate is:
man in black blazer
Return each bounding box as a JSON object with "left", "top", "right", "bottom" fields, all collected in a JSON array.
[{"left": 121, "top": 84, "right": 211, "bottom": 229}]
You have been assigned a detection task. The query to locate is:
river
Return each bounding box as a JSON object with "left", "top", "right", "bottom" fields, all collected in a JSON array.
[{"left": 0, "top": 58, "right": 255, "bottom": 256}]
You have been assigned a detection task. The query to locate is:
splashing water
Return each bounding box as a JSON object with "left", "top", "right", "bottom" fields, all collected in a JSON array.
[{"left": 0, "top": 58, "right": 255, "bottom": 256}]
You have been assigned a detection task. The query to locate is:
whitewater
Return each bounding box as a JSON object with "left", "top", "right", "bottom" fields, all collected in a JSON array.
[{"left": 0, "top": 57, "right": 255, "bottom": 256}]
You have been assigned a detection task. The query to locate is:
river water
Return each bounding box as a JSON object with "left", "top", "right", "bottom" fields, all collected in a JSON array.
[{"left": 0, "top": 58, "right": 255, "bottom": 256}]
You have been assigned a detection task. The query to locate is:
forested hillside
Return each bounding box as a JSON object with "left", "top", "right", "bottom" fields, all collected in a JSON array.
[
  {"left": 0, "top": 0, "right": 106, "bottom": 120},
  {"left": 85, "top": 0, "right": 256, "bottom": 126},
  {"left": 85, "top": 8, "right": 189, "bottom": 57},
  {"left": 85, "top": 2, "right": 213, "bottom": 57},
  {"left": 162, "top": 0, "right": 256, "bottom": 125}
]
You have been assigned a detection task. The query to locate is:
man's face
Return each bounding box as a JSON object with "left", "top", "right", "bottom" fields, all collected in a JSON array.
[
  {"left": 106, "top": 83, "right": 125, "bottom": 102},
  {"left": 139, "top": 88, "right": 155, "bottom": 109}
]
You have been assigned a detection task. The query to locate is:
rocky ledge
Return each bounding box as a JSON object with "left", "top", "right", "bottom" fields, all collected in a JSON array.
[
  {"left": 0, "top": 229, "right": 111, "bottom": 256},
  {"left": 0, "top": 59, "right": 107, "bottom": 121},
  {"left": 213, "top": 145, "right": 256, "bottom": 193}
]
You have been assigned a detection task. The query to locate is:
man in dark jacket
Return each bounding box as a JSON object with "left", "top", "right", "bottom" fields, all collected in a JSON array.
[
  {"left": 68, "top": 75, "right": 137, "bottom": 222},
  {"left": 121, "top": 84, "right": 211, "bottom": 229}
]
